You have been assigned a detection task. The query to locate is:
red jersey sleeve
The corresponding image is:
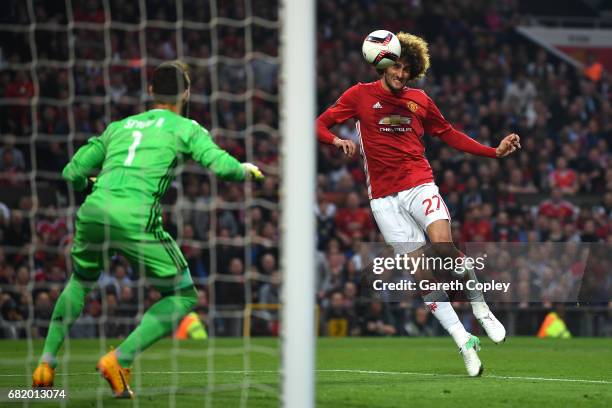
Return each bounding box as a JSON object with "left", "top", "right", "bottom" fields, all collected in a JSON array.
[
  {"left": 424, "top": 95, "right": 497, "bottom": 158},
  {"left": 423, "top": 94, "right": 453, "bottom": 137},
  {"left": 316, "top": 85, "right": 360, "bottom": 144}
]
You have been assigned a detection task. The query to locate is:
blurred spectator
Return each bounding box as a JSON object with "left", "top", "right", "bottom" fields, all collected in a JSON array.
[
  {"left": 1, "top": 297, "right": 25, "bottom": 338},
  {"left": 33, "top": 292, "right": 53, "bottom": 337},
  {"left": 0, "top": 136, "right": 25, "bottom": 171},
  {"left": 0, "top": 202, "right": 9, "bottom": 229},
  {"left": 215, "top": 257, "right": 246, "bottom": 308},
  {"left": 115, "top": 286, "right": 137, "bottom": 336},
  {"left": 255, "top": 270, "right": 281, "bottom": 334},
  {"left": 538, "top": 189, "right": 576, "bottom": 222},
  {"left": 549, "top": 157, "right": 578, "bottom": 194},
  {"left": 583, "top": 53, "right": 603, "bottom": 83},
  {"left": 258, "top": 270, "right": 280, "bottom": 305},
  {"left": 404, "top": 306, "right": 436, "bottom": 337},
  {"left": 257, "top": 253, "right": 276, "bottom": 276},
  {"left": 361, "top": 301, "right": 396, "bottom": 337},
  {"left": 506, "top": 168, "right": 537, "bottom": 194},
  {"left": 71, "top": 299, "right": 101, "bottom": 339},
  {"left": 334, "top": 192, "right": 374, "bottom": 245},
  {"left": 323, "top": 291, "right": 357, "bottom": 337},
  {"left": 504, "top": 71, "right": 537, "bottom": 119},
  {"left": 0, "top": 141, "right": 27, "bottom": 186},
  {"left": 461, "top": 205, "right": 493, "bottom": 242}
]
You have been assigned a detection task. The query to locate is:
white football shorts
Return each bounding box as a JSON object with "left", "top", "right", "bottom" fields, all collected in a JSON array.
[{"left": 370, "top": 182, "right": 450, "bottom": 254}]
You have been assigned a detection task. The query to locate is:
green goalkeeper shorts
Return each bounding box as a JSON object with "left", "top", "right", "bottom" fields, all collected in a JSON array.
[{"left": 71, "top": 221, "right": 193, "bottom": 293}]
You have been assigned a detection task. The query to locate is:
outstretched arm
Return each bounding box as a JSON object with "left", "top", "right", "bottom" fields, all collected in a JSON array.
[
  {"left": 62, "top": 136, "right": 106, "bottom": 191},
  {"left": 425, "top": 96, "right": 520, "bottom": 158},
  {"left": 189, "top": 126, "right": 263, "bottom": 181},
  {"left": 439, "top": 130, "right": 520, "bottom": 158}
]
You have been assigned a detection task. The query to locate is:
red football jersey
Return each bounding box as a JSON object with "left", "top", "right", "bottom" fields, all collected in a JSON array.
[
  {"left": 317, "top": 81, "right": 496, "bottom": 199},
  {"left": 549, "top": 169, "right": 577, "bottom": 190},
  {"left": 334, "top": 207, "right": 374, "bottom": 237},
  {"left": 538, "top": 199, "right": 576, "bottom": 221}
]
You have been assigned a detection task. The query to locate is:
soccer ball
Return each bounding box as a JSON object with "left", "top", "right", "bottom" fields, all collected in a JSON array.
[{"left": 362, "top": 30, "right": 401, "bottom": 70}]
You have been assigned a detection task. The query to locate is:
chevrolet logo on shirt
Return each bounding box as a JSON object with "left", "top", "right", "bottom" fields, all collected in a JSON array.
[
  {"left": 378, "top": 115, "right": 412, "bottom": 132},
  {"left": 378, "top": 115, "right": 411, "bottom": 125}
]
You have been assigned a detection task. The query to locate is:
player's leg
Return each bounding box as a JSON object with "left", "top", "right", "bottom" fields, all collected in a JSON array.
[
  {"left": 426, "top": 219, "right": 506, "bottom": 343},
  {"left": 371, "top": 193, "right": 482, "bottom": 376},
  {"left": 113, "top": 275, "right": 197, "bottom": 368},
  {"left": 33, "top": 222, "right": 102, "bottom": 387},
  {"left": 408, "top": 182, "right": 506, "bottom": 343},
  {"left": 96, "top": 228, "right": 196, "bottom": 398},
  {"left": 97, "top": 283, "right": 196, "bottom": 399}
]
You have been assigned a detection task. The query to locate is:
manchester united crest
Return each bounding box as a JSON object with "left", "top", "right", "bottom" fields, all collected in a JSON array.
[{"left": 407, "top": 101, "right": 418, "bottom": 113}]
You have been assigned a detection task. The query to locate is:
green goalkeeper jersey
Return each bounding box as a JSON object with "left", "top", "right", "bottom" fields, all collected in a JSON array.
[{"left": 62, "top": 108, "right": 245, "bottom": 231}]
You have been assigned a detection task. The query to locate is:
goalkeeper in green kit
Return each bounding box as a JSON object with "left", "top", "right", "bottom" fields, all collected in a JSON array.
[{"left": 32, "top": 61, "right": 264, "bottom": 398}]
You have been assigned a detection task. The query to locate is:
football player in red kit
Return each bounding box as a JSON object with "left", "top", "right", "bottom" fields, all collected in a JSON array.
[{"left": 317, "top": 32, "right": 521, "bottom": 376}]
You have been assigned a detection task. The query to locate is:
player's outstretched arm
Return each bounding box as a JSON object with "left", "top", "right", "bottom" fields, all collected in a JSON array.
[
  {"left": 426, "top": 95, "right": 519, "bottom": 159},
  {"left": 188, "top": 125, "right": 264, "bottom": 182},
  {"left": 62, "top": 136, "right": 106, "bottom": 191},
  {"left": 439, "top": 129, "right": 521, "bottom": 158},
  {"left": 438, "top": 129, "right": 498, "bottom": 158}
]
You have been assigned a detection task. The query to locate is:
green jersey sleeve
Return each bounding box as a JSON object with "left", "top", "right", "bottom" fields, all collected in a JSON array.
[
  {"left": 185, "top": 122, "right": 245, "bottom": 181},
  {"left": 62, "top": 125, "right": 112, "bottom": 191}
]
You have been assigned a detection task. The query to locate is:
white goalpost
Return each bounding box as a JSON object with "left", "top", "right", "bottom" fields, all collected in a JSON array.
[{"left": 280, "top": 0, "right": 316, "bottom": 407}]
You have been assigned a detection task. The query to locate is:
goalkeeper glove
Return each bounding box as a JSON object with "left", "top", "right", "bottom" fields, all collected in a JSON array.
[{"left": 242, "top": 163, "right": 264, "bottom": 181}]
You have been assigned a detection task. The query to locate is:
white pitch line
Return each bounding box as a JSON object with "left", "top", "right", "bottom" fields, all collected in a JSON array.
[
  {"left": 319, "top": 369, "right": 612, "bottom": 385},
  {"left": 1, "top": 369, "right": 610, "bottom": 385},
  {"left": 487, "top": 374, "right": 612, "bottom": 384}
]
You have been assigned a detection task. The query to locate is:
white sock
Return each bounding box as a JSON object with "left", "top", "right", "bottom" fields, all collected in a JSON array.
[
  {"left": 448, "top": 321, "right": 471, "bottom": 348},
  {"left": 471, "top": 301, "right": 490, "bottom": 319},
  {"left": 424, "top": 300, "right": 470, "bottom": 348}
]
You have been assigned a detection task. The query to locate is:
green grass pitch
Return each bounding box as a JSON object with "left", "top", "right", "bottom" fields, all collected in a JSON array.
[{"left": 0, "top": 337, "right": 610, "bottom": 407}]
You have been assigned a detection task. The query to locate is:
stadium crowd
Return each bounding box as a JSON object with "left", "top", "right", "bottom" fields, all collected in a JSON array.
[
  {"left": 315, "top": 0, "right": 610, "bottom": 336},
  {"left": 0, "top": 0, "right": 610, "bottom": 339}
]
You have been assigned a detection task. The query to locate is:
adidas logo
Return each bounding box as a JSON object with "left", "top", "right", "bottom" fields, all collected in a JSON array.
[{"left": 372, "top": 101, "right": 382, "bottom": 109}]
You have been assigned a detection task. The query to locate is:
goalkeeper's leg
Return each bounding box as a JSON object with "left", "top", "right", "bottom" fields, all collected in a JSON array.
[
  {"left": 96, "top": 228, "right": 196, "bottom": 398},
  {"left": 39, "top": 275, "right": 94, "bottom": 365},
  {"left": 96, "top": 283, "right": 196, "bottom": 398},
  {"left": 111, "top": 229, "right": 197, "bottom": 367},
  {"left": 115, "top": 285, "right": 197, "bottom": 367},
  {"left": 33, "top": 274, "right": 95, "bottom": 387},
  {"left": 34, "top": 221, "right": 101, "bottom": 388}
]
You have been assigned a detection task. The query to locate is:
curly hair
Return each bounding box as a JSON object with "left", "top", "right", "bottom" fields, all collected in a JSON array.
[{"left": 395, "top": 32, "right": 430, "bottom": 80}]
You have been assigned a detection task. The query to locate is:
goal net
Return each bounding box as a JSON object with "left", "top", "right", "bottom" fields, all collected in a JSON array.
[{"left": 0, "top": 0, "right": 315, "bottom": 406}]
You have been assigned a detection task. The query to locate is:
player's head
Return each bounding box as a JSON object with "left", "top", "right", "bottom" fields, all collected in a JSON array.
[
  {"left": 379, "top": 32, "right": 430, "bottom": 92},
  {"left": 150, "top": 60, "right": 191, "bottom": 111}
]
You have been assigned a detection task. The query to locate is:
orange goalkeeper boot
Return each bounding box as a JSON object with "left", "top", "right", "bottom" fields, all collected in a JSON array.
[
  {"left": 32, "top": 362, "right": 55, "bottom": 388},
  {"left": 96, "top": 350, "right": 134, "bottom": 399}
]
